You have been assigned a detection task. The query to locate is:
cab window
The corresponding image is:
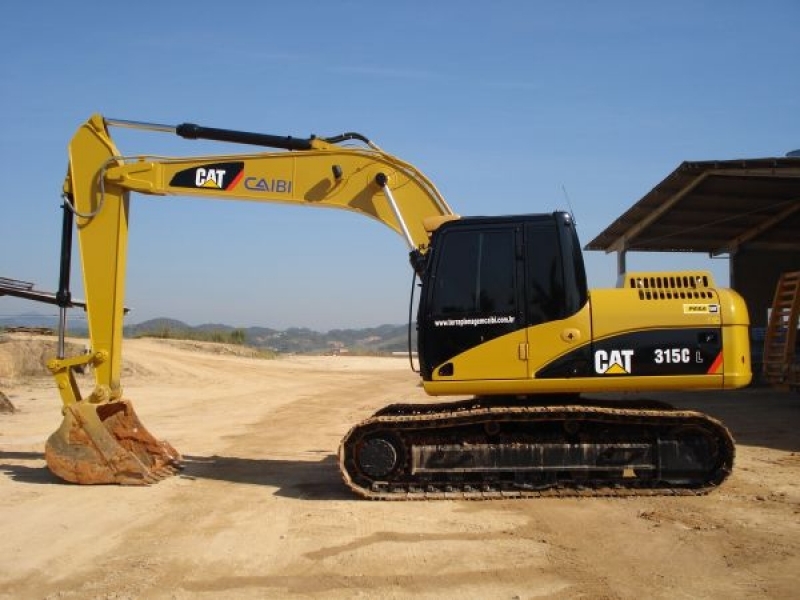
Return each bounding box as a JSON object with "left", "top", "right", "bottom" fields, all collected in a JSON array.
[{"left": 430, "top": 229, "right": 516, "bottom": 317}]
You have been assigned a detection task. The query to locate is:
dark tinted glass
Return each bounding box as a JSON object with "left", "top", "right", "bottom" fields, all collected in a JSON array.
[
  {"left": 525, "top": 223, "right": 565, "bottom": 324},
  {"left": 431, "top": 229, "right": 516, "bottom": 316}
]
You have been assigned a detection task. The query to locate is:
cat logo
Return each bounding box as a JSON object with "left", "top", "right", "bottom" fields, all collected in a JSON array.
[
  {"left": 168, "top": 161, "right": 245, "bottom": 191},
  {"left": 195, "top": 168, "right": 227, "bottom": 188},
  {"left": 594, "top": 349, "right": 634, "bottom": 375}
]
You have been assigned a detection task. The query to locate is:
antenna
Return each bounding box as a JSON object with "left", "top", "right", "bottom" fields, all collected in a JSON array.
[{"left": 561, "top": 184, "right": 577, "bottom": 224}]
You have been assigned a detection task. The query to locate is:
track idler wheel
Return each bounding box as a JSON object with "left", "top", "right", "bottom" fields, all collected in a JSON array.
[
  {"left": 45, "top": 399, "right": 182, "bottom": 485},
  {"left": 355, "top": 434, "right": 405, "bottom": 480}
]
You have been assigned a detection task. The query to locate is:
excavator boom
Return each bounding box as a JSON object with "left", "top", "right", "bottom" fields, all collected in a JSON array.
[
  {"left": 56, "top": 115, "right": 455, "bottom": 400},
  {"left": 48, "top": 114, "right": 455, "bottom": 484}
]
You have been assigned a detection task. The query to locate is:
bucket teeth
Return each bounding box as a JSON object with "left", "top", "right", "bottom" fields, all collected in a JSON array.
[{"left": 45, "top": 399, "right": 182, "bottom": 485}]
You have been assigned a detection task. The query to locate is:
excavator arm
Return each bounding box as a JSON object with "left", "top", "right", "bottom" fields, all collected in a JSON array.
[{"left": 46, "top": 114, "right": 456, "bottom": 484}]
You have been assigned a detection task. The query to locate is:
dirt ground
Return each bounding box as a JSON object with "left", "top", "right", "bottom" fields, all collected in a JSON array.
[{"left": 0, "top": 335, "right": 798, "bottom": 599}]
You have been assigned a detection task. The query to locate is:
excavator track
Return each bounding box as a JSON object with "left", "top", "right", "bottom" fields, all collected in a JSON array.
[{"left": 338, "top": 398, "right": 735, "bottom": 500}]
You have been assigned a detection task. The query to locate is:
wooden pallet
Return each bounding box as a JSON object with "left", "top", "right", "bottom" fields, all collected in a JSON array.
[{"left": 762, "top": 271, "right": 800, "bottom": 389}]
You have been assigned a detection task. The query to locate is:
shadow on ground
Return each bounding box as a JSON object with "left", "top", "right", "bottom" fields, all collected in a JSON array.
[
  {"left": 0, "top": 450, "right": 350, "bottom": 499},
  {"left": 180, "top": 453, "right": 351, "bottom": 500},
  {"left": 0, "top": 451, "right": 60, "bottom": 484}
]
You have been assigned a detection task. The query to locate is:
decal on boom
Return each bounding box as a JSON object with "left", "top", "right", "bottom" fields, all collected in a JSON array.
[{"left": 169, "top": 162, "right": 245, "bottom": 191}]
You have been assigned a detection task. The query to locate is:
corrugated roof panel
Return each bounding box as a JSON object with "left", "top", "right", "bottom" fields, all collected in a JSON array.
[{"left": 586, "top": 157, "right": 800, "bottom": 254}]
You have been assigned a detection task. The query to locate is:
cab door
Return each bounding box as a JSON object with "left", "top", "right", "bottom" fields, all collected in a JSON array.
[
  {"left": 418, "top": 221, "right": 528, "bottom": 381},
  {"left": 523, "top": 216, "right": 592, "bottom": 380}
]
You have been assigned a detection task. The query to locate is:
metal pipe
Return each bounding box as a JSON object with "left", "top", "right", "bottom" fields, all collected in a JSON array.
[
  {"left": 104, "top": 118, "right": 177, "bottom": 134},
  {"left": 375, "top": 173, "right": 415, "bottom": 250}
]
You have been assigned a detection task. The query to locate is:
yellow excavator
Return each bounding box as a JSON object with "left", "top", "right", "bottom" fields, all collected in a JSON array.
[{"left": 45, "top": 114, "right": 751, "bottom": 498}]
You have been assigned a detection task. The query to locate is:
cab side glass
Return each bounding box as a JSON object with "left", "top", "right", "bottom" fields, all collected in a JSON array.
[{"left": 430, "top": 229, "right": 516, "bottom": 317}]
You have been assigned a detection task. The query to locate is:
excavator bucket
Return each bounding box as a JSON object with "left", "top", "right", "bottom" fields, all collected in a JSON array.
[{"left": 45, "top": 399, "right": 181, "bottom": 485}]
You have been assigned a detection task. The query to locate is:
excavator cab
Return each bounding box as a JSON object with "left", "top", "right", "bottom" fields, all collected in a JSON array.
[
  {"left": 415, "top": 210, "right": 750, "bottom": 399},
  {"left": 417, "top": 212, "right": 587, "bottom": 383}
]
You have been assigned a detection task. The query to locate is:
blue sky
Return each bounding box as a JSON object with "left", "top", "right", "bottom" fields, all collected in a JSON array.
[{"left": 1, "top": 1, "right": 798, "bottom": 331}]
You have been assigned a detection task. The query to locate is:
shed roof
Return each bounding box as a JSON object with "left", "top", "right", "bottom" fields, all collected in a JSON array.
[{"left": 585, "top": 157, "right": 800, "bottom": 256}]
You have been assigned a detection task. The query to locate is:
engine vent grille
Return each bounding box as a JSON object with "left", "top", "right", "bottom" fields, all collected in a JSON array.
[{"left": 624, "top": 271, "right": 716, "bottom": 301}]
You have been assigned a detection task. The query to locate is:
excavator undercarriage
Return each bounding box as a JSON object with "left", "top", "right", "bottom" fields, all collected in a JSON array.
[{"left": 339, "top": 397, "right": 735, "bottom": 499}]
